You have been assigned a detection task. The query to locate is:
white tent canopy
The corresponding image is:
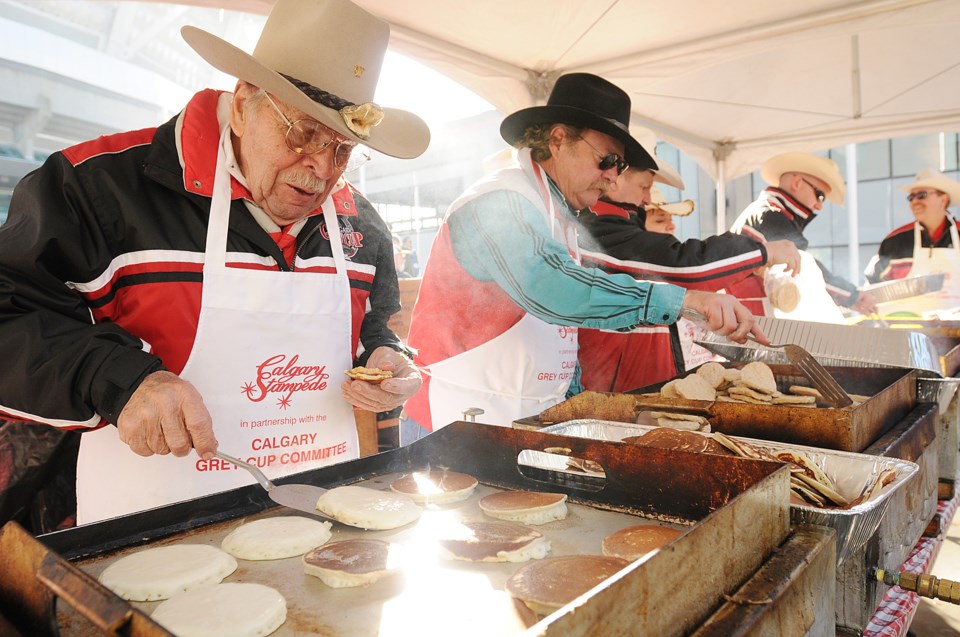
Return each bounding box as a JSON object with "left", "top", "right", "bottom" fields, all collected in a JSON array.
[{"left": 191, "top": 0, "right": 960, "bottom": 182}]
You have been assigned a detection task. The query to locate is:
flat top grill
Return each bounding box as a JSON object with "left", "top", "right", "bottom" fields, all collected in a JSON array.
[{"left": 25, "top": 422, "right": 790, "bottom": 637}]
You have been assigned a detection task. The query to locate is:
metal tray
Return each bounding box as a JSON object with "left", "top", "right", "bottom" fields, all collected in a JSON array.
[
  {"left": 862, "top": 272, "right": 945, "bottom": 303},
  {"left": 526, "top": 420, "right": 918, "bottom": 567},
  {"left": 696, "top": 316, "right": 942, "bottom": 377},
  {"left": 518, "top": 364, "right": 917, "bottom": 453}
]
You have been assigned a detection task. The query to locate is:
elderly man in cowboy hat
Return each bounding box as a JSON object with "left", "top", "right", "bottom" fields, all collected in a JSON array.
[
  {"left": 403, "top": 73, "right": 766, "bottom": 436},
  {"left": 575, "top": 161, "right": 801, "bottom": 393},
  {"left": 865, "top": 168, "right": 960, "bottom": 315},
  {"left": 0, "top": 0, "right": 427, "bottom": 525},
  {"left": 727, "top": 151, "right": 878, "bottom": 322}
]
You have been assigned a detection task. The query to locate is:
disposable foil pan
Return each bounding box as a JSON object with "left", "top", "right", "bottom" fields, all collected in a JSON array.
[
  {"left": 862, "top": 272, "right": 946, "bottom": 303},
  {"left": 696, "top": 316, "right": 942, "bottom": 376},
  {"left": 521, "top": 419, "right": 918, "bottom": 567}
]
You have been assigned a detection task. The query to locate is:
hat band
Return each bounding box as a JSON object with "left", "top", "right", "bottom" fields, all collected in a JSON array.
[{"left": 281, "top": 73, "right": 355, "bottom": 110}]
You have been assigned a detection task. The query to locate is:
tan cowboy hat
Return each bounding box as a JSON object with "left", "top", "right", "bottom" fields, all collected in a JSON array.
[
  {"left": 500, "top": 73, "right": 656, "bottom": 170},
  {"left": 761, "top": 151, "right": 845, "bottom": 205},
  {"left": 181, "top": 0, "right": 429, "bottom": 159},
  {"left": 899, "top": 167, "right": 960, "bottom": 205},
  {"left": 646, "top": 185, "right": 694, "bottom": 216}
]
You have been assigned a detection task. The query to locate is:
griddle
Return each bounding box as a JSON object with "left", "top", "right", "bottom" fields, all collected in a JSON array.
[{"left": 24, "top": 422, "right": 795, "bottom": 637}]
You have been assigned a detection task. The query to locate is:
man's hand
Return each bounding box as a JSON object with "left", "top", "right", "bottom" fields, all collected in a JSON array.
[
  {"left": 852, "top": 290, "right": 879, "bottom": 315},
  {"left": 764, "top": 240, "right": 802, "bottom": 275},
  {"left": 682, "top": 289, "right": 769, "bottom": 345},
  {"left": 341, "top": 346, "right": 422, "bottom": 413},
  {"left": 117, "top": 371, "right": 217, "bottom": 459}
]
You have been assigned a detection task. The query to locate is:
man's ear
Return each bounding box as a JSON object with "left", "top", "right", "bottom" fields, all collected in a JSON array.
[
  {"left": 230, "top": 81, "right": 255, "bottom": 136},
  {"left": 548, "top": 124, "right": 569, "bottom": 153}
]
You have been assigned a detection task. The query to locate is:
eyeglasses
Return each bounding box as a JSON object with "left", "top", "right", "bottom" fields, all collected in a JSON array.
[
  {"left": 801, "top": 178, "right": 826, "bottom": 204},
  {"left": 907, "top": 190, "right": 942, "bottom": 202},
  {"left": 263, "top": 93, "right": 368, "bottom": 171},
  {"left": 578, "top": 137, "right": 628, "bottom": 175}
]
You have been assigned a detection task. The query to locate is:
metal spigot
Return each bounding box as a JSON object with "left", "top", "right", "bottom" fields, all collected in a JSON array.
[{"left": 873, "top": 568, "right": 960, "bottom": 605}]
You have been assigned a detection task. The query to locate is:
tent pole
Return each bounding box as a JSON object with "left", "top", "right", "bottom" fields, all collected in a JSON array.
[
  {"left": 845, "top": 143, "right": 860, "bottom": 283},
  {"left": 716, "top": 157, "right": 727, "bottom": 233}
]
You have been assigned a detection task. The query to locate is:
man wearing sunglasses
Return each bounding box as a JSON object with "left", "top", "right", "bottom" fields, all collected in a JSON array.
[
  {"left": 727, "top": 151, "right": 878, "bottom": 322},
  {"left": 864, "top": 168, "right": 960, "bottom": 316},
  {"left": 0, "top": 0, "right": 428, "bottom": 525},
  {"left": 404, "top": 73, "right": 767, "bottom": 436}
]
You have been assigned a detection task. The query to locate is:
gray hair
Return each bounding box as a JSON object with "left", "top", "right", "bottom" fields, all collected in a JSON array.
[{"left": 516, "top": 123, "right": 582, "bottom": 162}]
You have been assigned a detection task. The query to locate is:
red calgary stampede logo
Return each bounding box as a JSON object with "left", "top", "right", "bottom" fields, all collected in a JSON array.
[
  {"left": 241, "top": 354, "right": 330, "bottom": 410},
  {"left": 320, "top": 217, "right": 363, "bottom": 259}
]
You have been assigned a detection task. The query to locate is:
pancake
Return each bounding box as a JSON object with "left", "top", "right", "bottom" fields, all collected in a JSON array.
[
  {"left": 344, "top": 366, "right": 393, "bottom": 383},
  {"left": 695, "top": 361, "right": 726, "bottom": 388},
  {"left": 601, "top": 524, "right": 684, "bottom": 561},
  {"left": 303, "top": 539, "right": 402, "bottom": 588},
  {"left": 315, "top": 485, "right": 422, "bottom": 530},
  {"left": 221, "top": 516, "right": 332, "bottom": 561},
  {"left": 389, "top": 470, "right": 479, "bottom": 504},
  {"left": 438, "top": 521, "right": 550, "bottom": 563},
  {"left": 506, "top": 555, "right": 629, "bottom": 616},
  {"left": 674, "top": 374, "right": 716, "bottom": 401},
  {"left": 151, "top": 582, "right": 286, "bottom": 637},
  {"left": 98, "top": 544, "right": 237, "bottom": 602},
  {"left": 624, "top": 427, "right": 732, "bottom": 455},
  {"left": 739, "top": 361, "right": 777, "bottom": 394},
  {"left": 478, "top": 491, "right": 567, "bottom": 525}
]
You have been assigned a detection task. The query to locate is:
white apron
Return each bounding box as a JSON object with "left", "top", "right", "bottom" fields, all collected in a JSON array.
[
  {"left": 77, "top": 127, "right": 358, "bottom": 524},
  {"left": 425, "top": 151, "right": 580, "bottom": 428},
  {"left": 876, "top": 219, "right": 960, "bottom": 318},
  {"left": 763, "top": 250, "right": 845, "bottom": 324}
]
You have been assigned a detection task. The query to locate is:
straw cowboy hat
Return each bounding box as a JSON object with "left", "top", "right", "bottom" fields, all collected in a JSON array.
[
  {"left": 500, "top": 73, "right": 656, "bottom": 171},
  {"left": 181, "top": 0, "right": 429, "bottom": 159},
  {"left": 646, "top": 185, "right": 694, "bottom": 216},
  {"left": 899, "top": 168, "right": 960, "bottom": 205},
  {"left": 761, "top": 151, "right": 845, "bottom": 205}
]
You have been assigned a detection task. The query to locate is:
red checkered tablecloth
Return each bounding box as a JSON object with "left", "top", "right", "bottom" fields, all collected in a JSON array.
[{"left": 862, "top": 487, "right": 960, "bottom": 637}]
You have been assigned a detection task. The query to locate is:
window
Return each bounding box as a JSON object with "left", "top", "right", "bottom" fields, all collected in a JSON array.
[
  {"left": 856, "top": 140, "right": 890, "bottom": 180},
  {"left": 892, "top": 134, "right": 941, "bottom": 177}
]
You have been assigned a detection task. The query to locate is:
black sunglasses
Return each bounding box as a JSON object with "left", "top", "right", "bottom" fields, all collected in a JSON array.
[
  {"left": 801, "top": 178, "right": 826, "bottom": 204},
  {"left": 907, "top": 190, "right": 942, "bottom": 202},
  {"left": 579, "top": 137, "right": 629, "bottom": 175}
]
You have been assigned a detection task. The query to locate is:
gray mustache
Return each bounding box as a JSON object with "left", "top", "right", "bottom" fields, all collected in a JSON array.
[{"left": 287, "top": 172, "right": 327, "bottom": 194}]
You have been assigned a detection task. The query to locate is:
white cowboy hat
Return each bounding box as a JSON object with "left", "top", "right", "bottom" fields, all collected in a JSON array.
[
  {"left": 899, "top": 168, "right": 960, "bottom": 205},
  {"left": 653, "top": 157, "right": 685, "bottom": 189},
  {"left": 761, "top": 151, "right": 845, "bottom": 205},
  {"left": 630, "top": 126, "right": 686, "bottom": 189},
  {"left": 181, "top": 0, "right": 429, "bottom": 159},
  {"left": 646, "top": 185, "right": 694, "bottom": 216}
]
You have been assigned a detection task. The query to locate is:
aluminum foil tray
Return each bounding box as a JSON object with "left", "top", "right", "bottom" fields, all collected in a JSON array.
[
  {"left": 522, "top": 420, "right": 918, "bottom": 568},
  {"left": 862, "top": 272, "right": 945, "bottom": 303},
  {"left": 696, "top": 316, "right": 942, "bottom": 376}
]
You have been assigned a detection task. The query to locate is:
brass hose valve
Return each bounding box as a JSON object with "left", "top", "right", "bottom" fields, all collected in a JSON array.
[{"left": 874, "top": 568, "right": 960, "bottom": 605}]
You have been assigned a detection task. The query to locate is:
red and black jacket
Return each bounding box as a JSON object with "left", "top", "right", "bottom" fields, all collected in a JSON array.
[
  {"left": 0, "top": 89, "right": 402, "bottom": 430},
  {"left": 575, "top": 199, "right": 766, "bottom": 390},
  {"left": 728, "top": 187, "right": 862, "bottom": 309},
  {"left": 864, "top": 217, "right": 960, "bottom": 282}
]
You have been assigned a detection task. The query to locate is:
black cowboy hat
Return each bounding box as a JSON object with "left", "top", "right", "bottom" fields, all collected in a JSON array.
[{"left": 500, "top": 73, "right": 655, "bottom": 170}]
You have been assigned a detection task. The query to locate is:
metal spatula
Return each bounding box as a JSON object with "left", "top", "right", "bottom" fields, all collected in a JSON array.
[
  {"left": 680, "top": 308, "right": 853, "bottom": 408},
  {"left": 215, "top": 451, "right": 334, "bottom": 521},
  {"left": 747, "top": 336, "right": 853, "bottom": 408}
]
